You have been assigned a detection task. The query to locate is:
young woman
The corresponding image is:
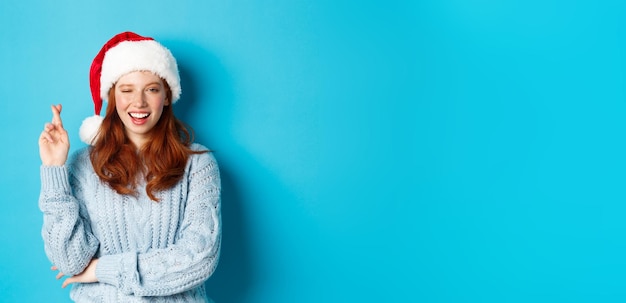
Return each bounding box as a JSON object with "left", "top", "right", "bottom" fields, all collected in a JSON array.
[{"left": 38, "top": 32, "right": 221, "bottom": 302}]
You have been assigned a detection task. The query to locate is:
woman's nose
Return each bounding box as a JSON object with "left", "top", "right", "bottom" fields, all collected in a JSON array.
[{"left": 134, "top": 93, "right": 148, "bottom": 106}]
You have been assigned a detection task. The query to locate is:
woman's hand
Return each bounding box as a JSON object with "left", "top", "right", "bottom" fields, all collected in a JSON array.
[
  {"left": 51, "top": 258, "right": 99, "bottom": 288},
  {"left": 39, "top": 104, "right": 69, "bottom": 166}
]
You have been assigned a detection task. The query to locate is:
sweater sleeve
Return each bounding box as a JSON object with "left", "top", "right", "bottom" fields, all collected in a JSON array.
[
  {"left": 39, "top": 160, "right": 100, "bottom": 276},
  {"left": 95, "top": 152, "right": 222, "bottom": 296}
]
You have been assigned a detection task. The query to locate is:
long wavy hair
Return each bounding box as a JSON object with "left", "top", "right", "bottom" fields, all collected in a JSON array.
[{"left": 89, "top": 80, "right": 205, "bottom": 201}]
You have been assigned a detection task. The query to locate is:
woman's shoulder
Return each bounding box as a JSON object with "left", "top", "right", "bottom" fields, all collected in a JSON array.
[
  {"left": 188, "top": 143, "right": 218, "bottom": 169},
  {"left": 189, "top": 142, "right": 209, "bottom": 152}
]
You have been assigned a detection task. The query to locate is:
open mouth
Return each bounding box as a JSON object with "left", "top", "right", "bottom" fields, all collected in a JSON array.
[
  {"left": 129, "top": 112, "right": 150, "bottom": 125},
  {"left": 129, "top": 112, "right": 150, "bottom": 119}
]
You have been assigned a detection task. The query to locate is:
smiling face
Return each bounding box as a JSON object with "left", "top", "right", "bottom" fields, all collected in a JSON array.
[{"left": 114, "top": 71, "right": 170, "bottom": 148}]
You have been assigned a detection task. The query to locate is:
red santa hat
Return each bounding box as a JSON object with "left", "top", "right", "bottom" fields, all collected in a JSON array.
[{"left": 79, "top": 31, "right": 181, "bottom": 145}]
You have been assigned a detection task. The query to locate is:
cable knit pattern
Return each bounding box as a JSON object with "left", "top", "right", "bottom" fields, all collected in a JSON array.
[{"left": 39, "top": 143, "right": 221, "bottom": 302}]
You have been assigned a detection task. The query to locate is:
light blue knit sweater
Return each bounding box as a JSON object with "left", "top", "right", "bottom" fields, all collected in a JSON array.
[{"left": 39, "top": 143, "right": 221, "bottom": 302}]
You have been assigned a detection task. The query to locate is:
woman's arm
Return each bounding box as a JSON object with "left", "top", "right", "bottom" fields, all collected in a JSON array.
[
  {"left": 94, "top": 152, "right": 221, "bottom": 296},
  {"left": 38, "top": 104, "right": 99, "bottom": 276},
  {"left": 39, "top": 163, "right": 100, "bottom": 276}
]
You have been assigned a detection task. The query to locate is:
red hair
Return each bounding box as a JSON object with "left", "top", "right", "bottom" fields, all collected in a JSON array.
[{"left": 89, "top": 80, "right": 205, "bottom": 201}]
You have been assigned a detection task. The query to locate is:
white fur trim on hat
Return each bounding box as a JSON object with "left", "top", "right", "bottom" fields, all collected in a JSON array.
[
  {"left": 79, "top": 114, "right": 104, "bottom": 145},
  {"left": 100, "top": 40, "right": 181, "bottom": 103}
]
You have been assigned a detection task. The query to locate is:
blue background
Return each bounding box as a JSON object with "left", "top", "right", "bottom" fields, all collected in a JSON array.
[{"left": 1, "top": 0, "right": 625, "bottom": 302}]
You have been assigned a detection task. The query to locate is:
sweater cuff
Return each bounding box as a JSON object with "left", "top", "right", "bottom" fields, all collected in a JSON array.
[
  {"left": 96, "top": 254, "right": 125, "bottom": 288},
  {"left": 40, "top": 165, "right": 71, "bottom": 193}
]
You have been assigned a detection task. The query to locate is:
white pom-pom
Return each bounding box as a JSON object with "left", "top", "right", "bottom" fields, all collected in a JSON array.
[{"left": 79, "top": 115, "right": 104, "bottom": 145}]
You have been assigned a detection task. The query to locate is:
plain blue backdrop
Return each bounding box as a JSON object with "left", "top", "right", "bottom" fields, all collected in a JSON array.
[{"left": 1, "top": 0, "right": 626, "bottom": 302}]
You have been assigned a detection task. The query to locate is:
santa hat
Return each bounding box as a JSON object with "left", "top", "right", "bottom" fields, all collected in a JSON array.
[{"left": 79, "top": 31, "right": 181, "bottom": 145}]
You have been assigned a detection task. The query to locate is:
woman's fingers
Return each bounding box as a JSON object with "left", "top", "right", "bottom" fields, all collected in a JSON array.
[
  {"left": 39, "top": 107, "right": 70, "bottom": 166},
  {"left": 62, "top": 277, "right": 74, "bottom": 288},
  {"left": 40, "top": 124, "right": 56, "bottom": 143},
  {"left": 40, "top": 121, "right": 68, "bottom": 143},
  {"left": 51, "top": 265, "right": 65, "bottom": 280},
  {"left": 40, "top": 131, "right": 52, "bottom": 143},
  {"left": 51, "top": 265, "right": 69, "bottom": 286},
  {"left": 51, "top": 104, "right": 63, "bottom": 128}
]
